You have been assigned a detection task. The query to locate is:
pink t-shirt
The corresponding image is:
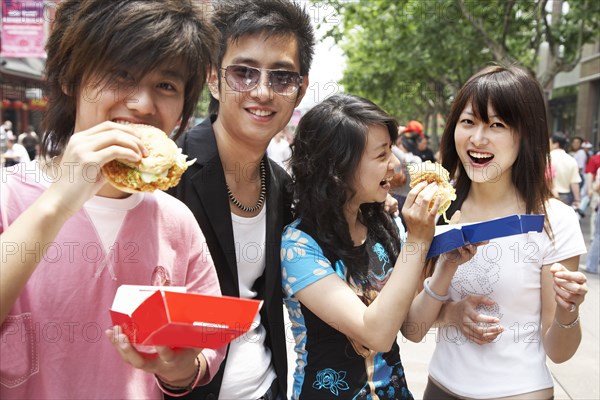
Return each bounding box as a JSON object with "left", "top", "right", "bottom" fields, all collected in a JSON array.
[{"left": 0, "top": 162, "right": 224, "bottom": 399}]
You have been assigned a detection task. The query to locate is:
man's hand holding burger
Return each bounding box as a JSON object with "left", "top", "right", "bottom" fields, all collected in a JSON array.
[
  {"left": 102, "top": 124, "right": 194, "bottom": 193},
  {"left": 41, "top": 121, "right": 149, "bottom": 218},
  {"left": 39, "top": 121, "right": 193, "bottom": 227}
]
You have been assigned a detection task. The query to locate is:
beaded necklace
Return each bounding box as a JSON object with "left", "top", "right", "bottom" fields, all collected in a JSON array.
[{"left": 226, "top": 160, "right": 266, "bottom": 213}]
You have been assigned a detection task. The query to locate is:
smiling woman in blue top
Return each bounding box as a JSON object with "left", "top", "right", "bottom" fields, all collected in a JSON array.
[{"left": 281, "top": 93, "right": 477, "bottom": 399}]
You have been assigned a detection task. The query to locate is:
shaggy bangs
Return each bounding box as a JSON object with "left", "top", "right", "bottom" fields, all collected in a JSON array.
[
  {"left": 464, "top": 71, "right": 521, "bottom": 130},
  {"left": 42, "top": 0, "right": 216, "bottom": 158},
  {"left": 75, "top": 1, "right": 210, "bottom": 73},
  {"left": 212, "top": 0, "right": 315, "bottom": 75},
  {"left": 440, "top": 64, "right": 552, "bottom": 228},
  {"left": 85, "top": 12, "right": 207, "bottom": 86}
]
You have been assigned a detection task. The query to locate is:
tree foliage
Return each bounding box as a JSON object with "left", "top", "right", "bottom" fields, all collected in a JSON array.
[
  {"left": 311, "top": 0, "right": 600, "bottom": 129},
  {"left": 195, "top": 86, "right": 211, "bottom": 118}
]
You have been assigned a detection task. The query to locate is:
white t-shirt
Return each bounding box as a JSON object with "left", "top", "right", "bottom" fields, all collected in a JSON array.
[
  {"left": 218, "top": 206, "right": 276, "bottom": 399},
  {"left": 429, "top": 199, "right": 586, "bottom": 398},
  {"left": 84, "top": 194, "right": 143, "bottom": 254},
  {"left": 36, "top": 160, "right": 143, "bottom": 257},
  {"left": 550, "top": 148, "right": 581, "bottom": 194},
  {"left": 4, "top": 143, "right": 30, "bottom": 163},
  {"left": 570, "top": 149, "right": 588, "bottom": 172}
]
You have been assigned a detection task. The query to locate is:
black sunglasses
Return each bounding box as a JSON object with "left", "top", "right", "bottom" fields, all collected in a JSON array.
[{"left": 221, "top": 65, "right": 303, "bottom": 96}]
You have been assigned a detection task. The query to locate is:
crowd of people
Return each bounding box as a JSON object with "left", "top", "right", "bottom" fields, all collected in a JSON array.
[
  {"left": 0, "top": 121, "right": 40, "bottom": 166},
  {"left": 0, "top": 0, "right": 596, "bottom": 399}
]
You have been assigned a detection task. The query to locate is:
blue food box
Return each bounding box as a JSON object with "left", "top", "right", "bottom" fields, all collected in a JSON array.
[{"left": 426, "top": 214, "right": 545, "bottom": 259}]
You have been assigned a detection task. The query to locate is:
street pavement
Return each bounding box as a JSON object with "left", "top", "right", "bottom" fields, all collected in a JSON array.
[{"left": 285, "top": 212, "right": 600, "bottom": 399}]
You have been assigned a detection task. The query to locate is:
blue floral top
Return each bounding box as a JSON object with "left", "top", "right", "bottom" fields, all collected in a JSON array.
[{"left": 282, "top": 218, "right": 413, "bottom": 400}]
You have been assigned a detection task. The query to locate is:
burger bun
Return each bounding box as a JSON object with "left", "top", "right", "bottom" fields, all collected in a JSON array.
[
  {"left": 102, "top": 124, "right": 193, "bottom": 193},
  {"left": 408, "top": 161, "right": 457, "bottom": 222}
]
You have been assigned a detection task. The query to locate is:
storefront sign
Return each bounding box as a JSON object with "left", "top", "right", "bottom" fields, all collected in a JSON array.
[{"left": 1, "top": 0, "right": 46, "bottom": 58}]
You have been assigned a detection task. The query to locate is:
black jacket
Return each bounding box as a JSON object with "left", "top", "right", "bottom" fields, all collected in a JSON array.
[{"left": 168, "top": 117, "right": 292, "bottom": 399}]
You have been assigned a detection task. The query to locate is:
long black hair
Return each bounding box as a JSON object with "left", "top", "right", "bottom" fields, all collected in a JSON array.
[
  {"left": 440, "top": 64, "right": 553, "bottom": 220},
  {"left": 424, "top": 65, "right": 554, "bottom": 278},
  {"left": 290, "top": 94, "right": 400, "bottom": 287}
]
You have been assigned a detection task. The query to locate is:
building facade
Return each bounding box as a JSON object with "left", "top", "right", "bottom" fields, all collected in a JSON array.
[
  {"left": 576, "top": 39, "right": 600, "bottom": 149},
  {"left": 547, "top": 37, "right": 600, "bottom": 150}
]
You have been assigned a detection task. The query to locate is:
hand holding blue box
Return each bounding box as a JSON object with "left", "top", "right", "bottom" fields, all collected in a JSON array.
[{"left": 427, "top": 214, "right": 545, "bottom": 259}]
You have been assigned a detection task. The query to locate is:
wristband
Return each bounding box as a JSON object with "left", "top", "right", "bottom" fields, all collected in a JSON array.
[
  {"left": 423, "top": 277, "right": 451, "bottom": 302},
  {"left": 155, "top": 356, "right": 202, "bottom": 397},
  {"left": 555, "top": 314, "right": 580, "bottom": 329}
]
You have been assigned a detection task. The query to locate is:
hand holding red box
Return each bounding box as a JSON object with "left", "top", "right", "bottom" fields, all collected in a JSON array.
[{"left": 110, "top": 285, "right": 263, "bottom": 350}]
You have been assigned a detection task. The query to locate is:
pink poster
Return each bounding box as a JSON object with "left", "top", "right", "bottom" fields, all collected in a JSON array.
[{"left": 1, "top": 0, "right": 47, "bottom": 58}]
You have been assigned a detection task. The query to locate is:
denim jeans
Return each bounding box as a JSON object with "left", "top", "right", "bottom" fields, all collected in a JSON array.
[{"left": 586, "top": 210, "right": 599, "bottom": 273}]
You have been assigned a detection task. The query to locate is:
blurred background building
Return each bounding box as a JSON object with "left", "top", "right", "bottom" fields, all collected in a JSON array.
[
  {"left": 543, "top": 37, "right": 600, "bottom": 147},
  {"left": 1, "top": 0, "right": 57, "bottom": 135}
]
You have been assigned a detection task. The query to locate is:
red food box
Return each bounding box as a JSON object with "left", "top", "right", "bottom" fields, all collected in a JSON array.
[{"left": 110, "top": 285, "right": 262, "bottom": 349}]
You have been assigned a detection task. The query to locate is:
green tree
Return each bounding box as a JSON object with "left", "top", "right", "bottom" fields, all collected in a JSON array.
[
  {"left": 195, "top": 86, "right": 212, "bottom": 119},
  {"left": 312, "top": 0, "right": 600, "bottom": 138}
]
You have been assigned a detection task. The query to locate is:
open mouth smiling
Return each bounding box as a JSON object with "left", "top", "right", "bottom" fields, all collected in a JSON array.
[
  {"left": 468, "top": 150, "right": 494, "bottom": 165},
  {"left": 380, "top": 176, "right": 393, "bottom": 187}
]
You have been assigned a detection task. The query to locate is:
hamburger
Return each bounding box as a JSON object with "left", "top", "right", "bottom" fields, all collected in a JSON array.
[
  {"left": 408, "top": 161, "right": 457, "bottom": 222},
  {"left": 102, "top": 124, "right": 194, "bottom": 193}
]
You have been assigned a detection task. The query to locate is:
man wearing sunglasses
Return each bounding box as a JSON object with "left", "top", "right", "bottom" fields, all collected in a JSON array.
[{"left": 168, "top": 1, "right": 315, "bottom": 399}]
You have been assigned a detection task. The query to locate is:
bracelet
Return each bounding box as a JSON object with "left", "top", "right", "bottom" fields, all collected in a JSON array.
[
  {"left": 155, "top": 356, "right": 202, "bottom": 397},
  {"left": 423, "top": 277, "right": 451, "bottom": 302},
  {"left": 555, "top": 314, "right": 580, "bottom": 329}
]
